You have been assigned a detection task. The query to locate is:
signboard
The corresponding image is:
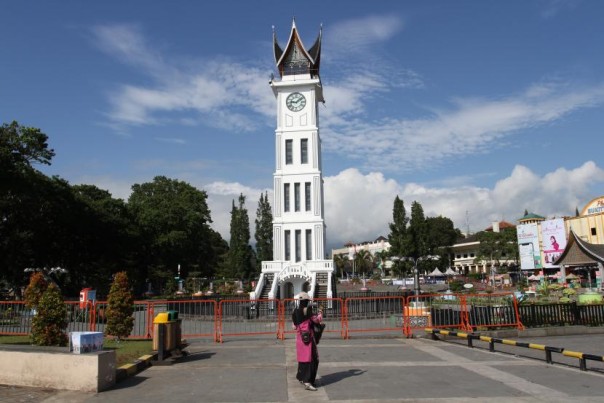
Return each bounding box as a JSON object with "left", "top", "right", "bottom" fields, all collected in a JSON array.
[
  {"left": 516, "top": 223, "right": 542, "bottom": 270},
  {"left": 69, "top": 331, "right": 103, "bottom": 354},
  {"left": 540, "top": 218, "right": 566, "bottom": 268},
  {"left": 581, "top": 196, "right": 604, "bottom": 216}
]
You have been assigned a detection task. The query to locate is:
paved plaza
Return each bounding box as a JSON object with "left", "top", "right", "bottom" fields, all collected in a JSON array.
[{"left": 2, "top": 334, "right": 604, "bottom": 402}]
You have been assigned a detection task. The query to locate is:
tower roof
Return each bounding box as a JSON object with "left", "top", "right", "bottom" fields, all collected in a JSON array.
[
  {"left": 518, "top": 212, "right": 546, "bottom": 222},
  {"left": 273, "top": 19, "right": 322, "bottom": 78}
]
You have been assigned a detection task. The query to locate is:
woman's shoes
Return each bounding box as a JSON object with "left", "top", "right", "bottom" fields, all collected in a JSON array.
[{"left": 304, "top": 383, "right": 317, "bottom": 391}]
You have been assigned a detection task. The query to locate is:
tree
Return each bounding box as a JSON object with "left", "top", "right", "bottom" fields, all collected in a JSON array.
[
  {"left": 105, "top": 271, "right": 134, "bottom": 340},
  {"left": 407, "top": 201, "right": 429, "bottom": 261},
  {"left": 333, "top": 254, "right": 349, "bottom": 278},
  {"left": 388, "top": 196, "right": 409, "bottom": 254},
  {"left": 31, "top": 283, "right": 68, "bottom": 346},
  {"left": 426, "top": 216, "right": 460, "bottom": 268},
  {"left": 374, "top": 250, "right": 389, "bottom": 277},
  {"left": 354, "top": 249, "right": 373, "bottom": 277},
  {"left": 69, "top": 184, "right": 141, "bottom": 296},
  {"left": 254, "top": 192, "right": 273, "bottom": 271},
  {"left": 388, "top": 196, "right": 410, "bottom": 276},
  {"left": 425, "top": 216, "right": 458, "bottom": 254},
  {"left": 24, "top": 272, "right": 48, "bottom": 310},
  {"left": 0, "top": 121, "right": 55, "bottom": 174},
  {"left": 474, "top": 227, "right": 518, "bottom": 282},
  {"left": 224, "top": 194, "right": 254, "bottom": 280},
  {"left": 1, "top": 121, "right": 57, "bottom": 293},
  {"left": 128, "top": 176, "right": 221, "bottom": 290}
]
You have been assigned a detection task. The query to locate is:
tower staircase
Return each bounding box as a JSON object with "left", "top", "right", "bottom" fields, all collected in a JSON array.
[
  {"left": 260, "top": 273, "right": 274, "bottom": 300},
  {"left": 313, "top": 272, "right": 329, "bottom": 299}
]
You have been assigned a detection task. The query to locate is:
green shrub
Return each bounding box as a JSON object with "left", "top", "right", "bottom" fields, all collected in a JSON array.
[
  {"left": 559, "top": 297, "right": 571, "bottom": 303},
  {"left": 30, "top": 284, "right": 68, "bottom": 346},
  {"left": 105, "top": 271, "right": 134, "bottom": 340},
  {"left": 24, "top": 272, "right": 48, "bottom": 310},
  {"left": 448, "top": 280, "right": 464, "bottom": 292}
]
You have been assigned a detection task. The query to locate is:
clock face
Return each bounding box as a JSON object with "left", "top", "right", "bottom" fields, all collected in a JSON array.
[{"left": 286, "top": 92, "right": 306, "bottom": 112}]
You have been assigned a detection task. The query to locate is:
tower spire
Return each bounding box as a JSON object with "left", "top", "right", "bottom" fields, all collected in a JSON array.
[{"left": 273, "top": 21, "right": 322, "bottom": 79}]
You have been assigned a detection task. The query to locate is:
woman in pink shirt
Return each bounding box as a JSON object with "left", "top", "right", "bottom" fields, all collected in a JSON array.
[{"left": 292, "top": 292, "right": 323, "bottom": 391}]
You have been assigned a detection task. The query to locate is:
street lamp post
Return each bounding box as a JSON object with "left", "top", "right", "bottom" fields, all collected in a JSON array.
[
  {"left": 391, "top": 255, "right": 439, "bottom": 305},
  {"left": 413, "top": 264, "right": 420, "bottom": 301}
]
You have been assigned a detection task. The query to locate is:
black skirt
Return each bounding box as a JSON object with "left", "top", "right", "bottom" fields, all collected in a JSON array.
[{"left": 296, "top": 342, "right": 319, "bottom": 384}]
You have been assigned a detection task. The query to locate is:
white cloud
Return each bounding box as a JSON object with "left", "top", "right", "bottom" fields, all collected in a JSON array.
[
  {"left": 92, "top": 24, "right": 167, "bottom": 76},
  {"left": 323, "top": 82, "right": 604, "bottom": 172},
  {"left": 92, "top": 24, "right": 275, "bottom": 132},
  {"left": 77, "top": 161, "right": 604, "bottom": 251},
  {"left": 539, "top": 0, "right": 582, "bottom": 19},
  {"left": 326, "top": 15, "right": 404, "bottom": 58},
  {"left": 322, "top": 162, "right": 604, "bottom": 250},
  {"left": 155, "top": 137, "right": 186, "bottom": 145}
]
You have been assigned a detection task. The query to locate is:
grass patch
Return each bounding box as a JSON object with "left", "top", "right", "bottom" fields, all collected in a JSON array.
[
  {"left": 0, "top": 335, "right": 31, "bottom": 345},
  {"left": 104, "top": 339, "right": 154, "bottom": 366},
  {"left": 0, "top": 335, "right": 154, "bottom": 367}
]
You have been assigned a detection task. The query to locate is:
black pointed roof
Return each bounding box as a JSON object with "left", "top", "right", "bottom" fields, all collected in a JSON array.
[
  {"left": 553, "top": 230, "right": 604, "bottom": 266},
  {"left": 273, "top": 20, "right": 322, "bottom": 78}
]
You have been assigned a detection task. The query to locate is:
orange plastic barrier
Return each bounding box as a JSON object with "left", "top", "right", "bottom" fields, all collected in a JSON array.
[
  {"left": 0, "top": 294, "right": 523, "bottom": 341},
  {"left": 344, "top": 296, "right": 406, "bottom": 339}
]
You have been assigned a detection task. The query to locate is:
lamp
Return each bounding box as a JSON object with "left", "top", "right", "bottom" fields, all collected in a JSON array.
[{"left": 390, "top": 255, "right": 439, "bottom": 303}]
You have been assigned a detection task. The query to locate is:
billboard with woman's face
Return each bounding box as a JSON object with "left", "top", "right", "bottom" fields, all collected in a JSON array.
[{"left": 541, "top": 218, "right": 566, "bottom": 268}]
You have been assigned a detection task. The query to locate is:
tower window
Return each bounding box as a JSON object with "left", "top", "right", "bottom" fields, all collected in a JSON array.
[
  {"left": 305, "top": 182, "right": 311, "bottom": 211},
  {"left": 284, "top": 230, "right": 291, "bottom": 261},
  {"left": 295, "top": 230, "right": 301, "bottom": 262},
  {"left": 592, "top": 227, "right": 597, "bottom": 236},
  {"left": 301, "top": 139, "right": 308, "bottom": 164},
  {"left": 285, "top": 140, "right": 293, "bottom": 165},
  {"left": 294, "top": 183, "right": 300, "bottom": 212},
  {"left": 306, "top": 229, "right": 312, "bottom": 260},
  {"left": 284, "top": 183, "right": 290, "bottom": 212}
]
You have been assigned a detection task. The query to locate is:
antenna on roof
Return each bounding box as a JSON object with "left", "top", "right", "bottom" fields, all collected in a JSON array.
[{"left": 465, "top": 210, "right": 470, "bottom": 236}]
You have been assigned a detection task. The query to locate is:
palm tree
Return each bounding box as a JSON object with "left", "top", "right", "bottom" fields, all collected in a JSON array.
[
  {"left": 333, "top": 254, "right": 349, "bottom": 279},
  {"left": 374, "top": 250, "right": 389, "bottom": 278},
  {"left": 354, "top": 250, "right": 373, "bottom": 278}
]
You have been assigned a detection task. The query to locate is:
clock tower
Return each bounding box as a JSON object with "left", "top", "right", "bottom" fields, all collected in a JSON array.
[{"left": 252, "top": 20, "right": 334, "bottom": 302}]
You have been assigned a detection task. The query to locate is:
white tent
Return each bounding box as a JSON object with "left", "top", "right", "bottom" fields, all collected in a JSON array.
[
  {"left": 444, "top": 268, "right": 457, "bottom": 276},
  {"left": 429, "top": 268, "right": 444, "bottom": 276}
]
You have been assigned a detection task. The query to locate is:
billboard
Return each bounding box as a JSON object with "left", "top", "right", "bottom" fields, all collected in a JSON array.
[
  {"left": 541, "top": 218, "right": 566, "bottom": 268},
  {"left": 517, "top": 223, "right": 542, "bottom": 270}
]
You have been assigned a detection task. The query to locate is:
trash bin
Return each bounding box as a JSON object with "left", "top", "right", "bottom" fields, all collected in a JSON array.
[
  {"left": 167, "top": 310, "right": 179, "bottom": 321},
  {"left": 174, "top": 318, "right": 182, "bottom": 347},
  {"left": 153, "top": 313, "right": 176, "bottom": 351}
]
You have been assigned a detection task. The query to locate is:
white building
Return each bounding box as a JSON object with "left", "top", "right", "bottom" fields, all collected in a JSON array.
[{"left": 252, "top": 20, "right": 334, "bottom": 301}]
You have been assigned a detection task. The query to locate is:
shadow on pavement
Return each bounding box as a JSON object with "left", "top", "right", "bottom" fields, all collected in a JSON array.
[
  {"left": 319, "top": 369, "right": 366, "bottom": 386},
  {"left": 177, "top": 351, "right": 216, "bottom": 363},
  {"left": 110, "top": 376, "right": 149, "bottom": 390}
]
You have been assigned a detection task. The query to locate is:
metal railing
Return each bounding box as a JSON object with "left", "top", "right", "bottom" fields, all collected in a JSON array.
[{"left": 8, "top": 296, "right": 604, "bottom": 342}]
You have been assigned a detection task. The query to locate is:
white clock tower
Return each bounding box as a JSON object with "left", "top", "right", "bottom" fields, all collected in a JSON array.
[{"left": 252, "top": 20, "right": 334, "bottom": 301}]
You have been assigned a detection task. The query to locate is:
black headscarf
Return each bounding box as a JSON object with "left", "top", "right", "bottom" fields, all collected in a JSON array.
[{"left": 292, "top": 298, "right": 313, "bottom": 326}]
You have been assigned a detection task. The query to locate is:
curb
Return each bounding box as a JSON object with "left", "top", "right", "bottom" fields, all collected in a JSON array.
[{"left": 116, "top": 353, "right": 157, "bottom": 382}]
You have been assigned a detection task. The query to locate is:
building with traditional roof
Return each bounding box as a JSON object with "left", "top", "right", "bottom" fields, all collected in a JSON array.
[
  {"left": 252, "top": 20, "right": 334, "bottom": 302},
  {"left": 554, "top": 230, "right": 604, "bottom": 284}
]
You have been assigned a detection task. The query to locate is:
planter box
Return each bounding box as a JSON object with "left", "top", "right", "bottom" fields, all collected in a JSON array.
[{"left": 0, "top": 344, "right": 115, "bottom": 392}]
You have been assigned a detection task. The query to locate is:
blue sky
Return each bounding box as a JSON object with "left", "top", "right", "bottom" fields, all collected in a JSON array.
[{"left": 2, "top": 0, "right": 604, "bottom": 251}]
